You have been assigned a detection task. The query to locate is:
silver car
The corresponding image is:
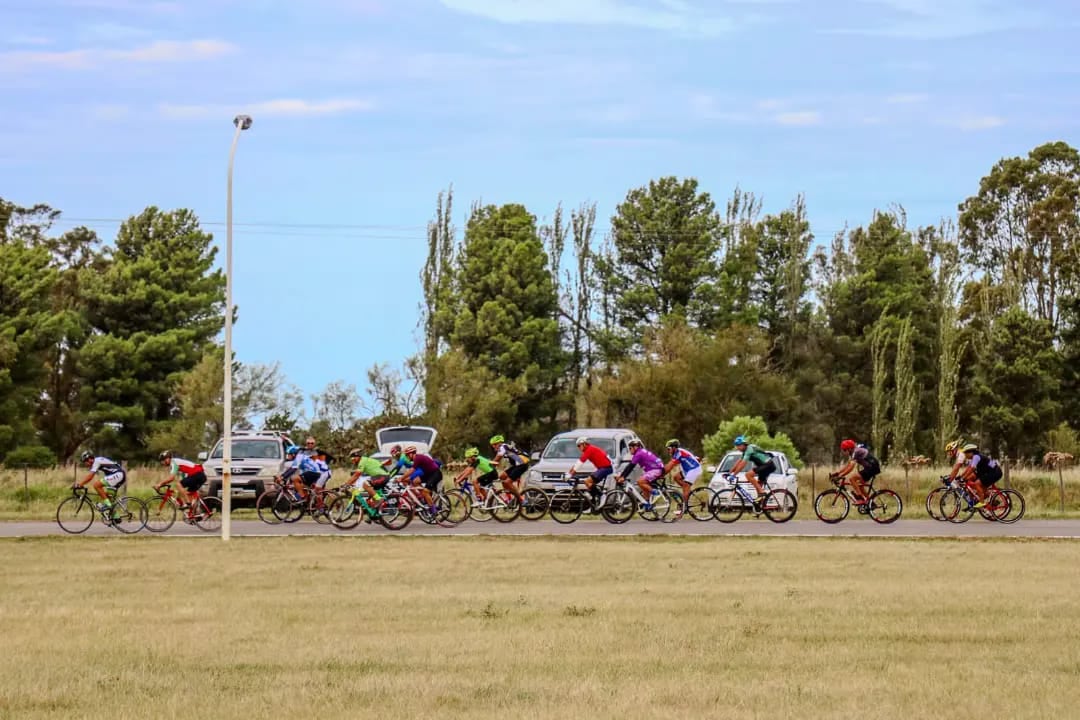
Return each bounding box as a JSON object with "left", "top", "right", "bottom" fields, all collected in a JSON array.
[
  {"left": 527, "top": 428, "right": 643, "bottom": 492},
  {"left": 200, "top": 430, "right": 296, "bottom": 501}
]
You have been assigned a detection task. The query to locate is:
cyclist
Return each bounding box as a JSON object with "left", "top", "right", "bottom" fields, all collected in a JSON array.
[
  {"left": 402, "top": 445, "right": 443, "bottom": 507},
  {"left": 76, "top": 451, "right": 126, "bottom": 513},
  {"left": 727, "top": 436, "right": 774, "bottom": 504},
  {"left": 275, "top": 444, "right": 321, "bottom": 501},
  {"left": 383, "top": 445, "right": 412, "bottom": 477},
  {"left": 829, "top": 439, "right": 880, "bottom": 504},
  {"left": 614, "top": 438, "right": 669, "bottom": 514},
  {"left": 564, "top": 436, "right": 613, "bottom": 511},
  {"left": 153, "top": 450, "right": 207, "bottom": 510},
  {"left": 943, "top": 439, "right": 967, "bottom": 484},
  {"left": 960, "top": 443, "right": 1003, "bottom": 507},
  {"left": 663, "top": 439, "right": 702, "bottom": 507},
  {"left": 347, "top": 448, "right": 391, "bottom": 520},
  {"left": 301, "top": 436, "right": 317, "bottom": 457},
  {"left": 490, "top": 434, "right": 529, "bottom": 496},
  {"left": 311, "top": 448, "right": 335, "bottom": 511},
  {"left": 453, "top": 447, "right": 499, "bottom": 502}
]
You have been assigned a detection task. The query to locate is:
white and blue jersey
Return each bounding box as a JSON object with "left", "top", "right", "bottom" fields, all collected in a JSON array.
[
  {"left": 282, "top": 454, "right": 318, "bottom": 479},
  {"left": 672, "top": 449, "right": 701, "bottom": 474}
]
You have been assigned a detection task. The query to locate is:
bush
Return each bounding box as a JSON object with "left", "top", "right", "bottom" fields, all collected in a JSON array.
[
  {"left": 4, "top": 445, "right": 58, "bottom": 469},
  {"left": 703, "top": 416, "right": 803, "bottom": 468}
]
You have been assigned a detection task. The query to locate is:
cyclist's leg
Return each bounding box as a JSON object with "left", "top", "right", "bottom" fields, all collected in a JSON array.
[
  {"left": 506, "top": 464, "right": 527, "bottom": 495},
  {"left": 683, "top": 466, "right": 703, "bottom": 502},
  {"left": 745, "top": 469, "right": 765, "bottom": 497},
  {"left": 851, "top": 469, "right": 870, "bottom": 503},
  {"left": 91, "top": 477, "right": 109, "bottom": 502}
]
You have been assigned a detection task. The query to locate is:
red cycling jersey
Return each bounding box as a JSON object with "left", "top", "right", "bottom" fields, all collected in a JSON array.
[{"left": 578, "top": 444, "right": 612, "bottom": 469}]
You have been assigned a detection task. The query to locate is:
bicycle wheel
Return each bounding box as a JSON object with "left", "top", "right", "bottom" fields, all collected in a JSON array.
[
  {"left": 867, "top": 489, "right": 903, "bottom": 524},
  {"left": 441, "top": 490, "right": 471, "bottom": 526},
  {"left": 999, "top": 489, "right": 1026, "bottom": 524},
  {"left": 469, "top": 493, "right": 494, "bottom": 522},
  {"left": 549, "top": 489, "right": 585, "bottom": 524},
  {"left": 56, "top": 496, "right": 95, "bottom": 534},
  {"left": 939, "top": 489, "right": 973, "bottom": 523},
  {"left": 255, "top": 490, "right": 287, "bottom": 525},
  {"left": 637, "top": 490, "right": 665, "bottom": 522},
  {"left": 194, "top": 497, "right": 222, "bottom": 532},
  {"left": 111, "top": 496, "right": 147, "bottom": 534},
  {"left": 660, "top": 489, "right": 684, "bottom": 522},
  {"left": 520, "top": 488, "right": 550, "bottom": 521},
  {"left": 145, "top": 495, "right": 177, "bottom": 533},
  {"left": 686, "top": 487, "right": 717, "bottom": 521},
  {"left": 378, "top": 493, "right": 413, "bottom": 530},
  {"left": 978, "top": 489, "right": 1010, "bottom": 522},
  {"left": 712, "top": 488, "right": 745, "bottom": 523},
  {"left": 492, "top": 492, "right": 521, "bottom": 523},
  {"left": 763, "top": 489, "right": 798, "bottom": 523},
  {"left": 925, "top": 487, "right": 948, "bottom": 521},
  {"left": 601, "top": 489, "right": 636, "bottom": 524},
  {"left": 311, "top": 490, "right": 337, "bottom": 525},
  {"left": 813, "top": 489, "right": 849, "bottom": 523},
  {"left": 328, "top": 495, "right": 362, "bottom": 530}
]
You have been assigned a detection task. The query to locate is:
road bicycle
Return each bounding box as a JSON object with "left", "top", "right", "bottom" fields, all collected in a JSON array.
[
  {"left": 814, "top": 474, "right": 903, "bottom": 524},
  {"left": 255, "top": 481, "right": 343, "bottom": 525},
  {"left": 938, "top": 476, "right": 1014, "bottom": 524},
  {"left": 547, "top": 476, "right": 635, "bottom": 524},
  {"left": 327, "top": 483, "right": 416, "bottom": 530},
  {"left": 711, "top": 474, "right": 798, "bottom": 523},
  {"left": 145, "top": 482, "right": 222, "bottom": 532},
  {"left": 56, "top": 485, "right": 147, "bottom": 534},
  {"left": 447, "top": 478, "right": 521, "bottom": 523},
  {"left": 397, "top": 481, "right": 465, "bottom": 526},
  {"left": 623, "top": 478, "right": 681, "bottom": 522}
]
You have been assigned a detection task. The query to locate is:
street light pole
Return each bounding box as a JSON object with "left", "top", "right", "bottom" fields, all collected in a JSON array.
[{"left": 223, "top": 113, "right": 252, "bottom": 542}]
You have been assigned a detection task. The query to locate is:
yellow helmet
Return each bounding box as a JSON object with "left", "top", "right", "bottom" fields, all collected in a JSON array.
[{"left": 945, "top": 439, "right": 964, "bottom": 453}]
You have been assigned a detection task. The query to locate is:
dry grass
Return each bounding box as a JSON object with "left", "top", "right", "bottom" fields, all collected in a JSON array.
[{"left": 2, "top": 536, "right": 1080, "bottom": 720}]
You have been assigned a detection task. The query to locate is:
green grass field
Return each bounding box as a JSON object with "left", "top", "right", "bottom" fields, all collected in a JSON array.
[
  {"left": 4, "top": 463, "right": 1080, "bottom": 520},
  {"left": 2, "top": 536, "right": 1079, "bottom": 719}
]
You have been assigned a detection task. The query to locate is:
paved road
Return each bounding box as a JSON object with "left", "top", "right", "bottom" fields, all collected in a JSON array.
[{"left": 5, "top": 519, "right": 1080, "bottom": 538}]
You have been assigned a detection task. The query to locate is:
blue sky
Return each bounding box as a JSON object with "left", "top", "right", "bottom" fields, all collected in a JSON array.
[{"left": 3, "top": 0, "right": 1078, "bottom": 412}]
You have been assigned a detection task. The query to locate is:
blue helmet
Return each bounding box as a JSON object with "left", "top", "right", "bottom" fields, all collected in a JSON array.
[
  {"left": 286, "top": 444, "right": 300, "bottom": 455},
  {"left": 733, "top": 435, "right": 748, "bottom": 447}
]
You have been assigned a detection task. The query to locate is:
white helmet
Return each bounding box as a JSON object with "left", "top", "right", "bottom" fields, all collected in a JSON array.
[{"left": 575, "top": 436, "right": 589, "bottom": 447}]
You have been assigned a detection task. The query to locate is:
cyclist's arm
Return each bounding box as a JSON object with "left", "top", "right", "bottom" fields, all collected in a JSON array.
[
  {"left": 154, "top": 472, "right": 178, "bottom": 490},
  {"left": 833, "top": 461, "right": 855, "bottom": 478},
  {"left": 453, "top": 466, "right": 472, "bottom": 483},
  {"left": 729, "top": 459, "right": 747, "bottom": 475},
  {"left": 947, "top": 460, "right": 965, "bottom": 481},
  {"left": 615, "top": 461, "right": 637, "bottom": 482},
  {"left": 78, "top": 471, "right": 97, "bottom": 487}
]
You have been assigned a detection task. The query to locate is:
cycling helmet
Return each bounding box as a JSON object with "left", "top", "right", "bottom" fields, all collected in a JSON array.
[
  {"left": 961, "top": 443, "right": 979, "bottom": 453},
  {"left": 464, "top": 447, "right": 480, "bottom": 459},
  {"left": 665, "top": 439, "right": 680, "bottom": 449},
  {"left": 404, "top": 445, "right": 418, "bottom": 454},
  {"left": 285, "top": 444, "right": 300, "bottom": 455},
  {"left": 80, "top": 450, "right": 94, "bottom": 463},
  {"left": 840, "top": 439, "right": 856, "bottom": 453},
  {"left": 945, "top": 439, "right": 964, "bottom": 453},
  {"left": 158, "top": 450, "right": 173, "bottom": 461},
  {"left": 576, "top": 437, "right": 589, "bottom": 447},
  {"left": 733, "top": 435, "right": 748, "bottom": 447},
  {"left": 390, "top": 444, "right": 402, "bottom": 454},
  {"left": 628, "top": 437, "right": 643, "bottom": 449},
  {"left": 489, "top": 435, "right": 505, "bottom": 445},
  {"left": 348, "top": 448, "right": 362, "bottom": 458}
]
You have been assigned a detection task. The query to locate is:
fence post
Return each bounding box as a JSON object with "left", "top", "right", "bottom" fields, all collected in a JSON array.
[
  {"left": 904, "top": 466, "right": 911, "bottom": 505},
  {"left": 23, "top": 464, "right": 29, "bottom": 510},
  {"left": 811, "top": 464, "right": 816, "bottom": 502},
  {"left": 1059, "top": 465, "right": 1066, "bottom": 514},
  {"left": 1003, "top": 457, "right": 1011, "bottom": 490}
]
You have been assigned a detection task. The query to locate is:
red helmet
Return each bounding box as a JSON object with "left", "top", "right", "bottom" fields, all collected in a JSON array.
[{"left": 840, "top": 439, "right": 856, "bottom": 453}]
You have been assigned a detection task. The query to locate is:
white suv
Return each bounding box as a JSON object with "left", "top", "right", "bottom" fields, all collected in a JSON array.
[{"left": 199, "top": 430, "right": 296, "bottom": 501}]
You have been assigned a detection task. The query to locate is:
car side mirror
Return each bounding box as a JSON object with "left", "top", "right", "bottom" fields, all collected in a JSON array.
[
  {"left": 197, "top": 451, "right": 208, "bottom": 461},
  {"left": 530, "top": 452, "right": 540, "bottom": 462}
]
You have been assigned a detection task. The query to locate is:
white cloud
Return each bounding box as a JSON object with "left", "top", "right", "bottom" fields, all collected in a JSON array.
[
  {"left": 833, "top": 0, "right": 1045, "bottom": 38},
  {"left": 774, "top": 110, "right": 822, "bottom": 126},
  {"left": 437, "top": 0, "right": 733, "bottom": 33},
  {"left": 885, "top": 93, "right": 929, "bottom": 104},
  {"left": 946, "top": 115, "right": 1006, "bottom": 130},
  {"left": 0, "top": 39, "right": 234, "bottom": 72},
  {"left": 158, "top": 98, "right": 376, "bottom": 119}
]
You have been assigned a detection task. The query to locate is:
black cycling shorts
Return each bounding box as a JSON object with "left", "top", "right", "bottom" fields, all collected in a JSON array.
[
  {"left": 979, "top": 466, "right": 1003, "bottom": 487},
  {"left": 858, "top": 461, "right": 881, "bottom": 482},
  {"left": 755, "top": 460, "right": 776, "bottom": 484},
  {"left": 422, "top": 469, "right": 444, "bottom": 493},
  {"left": 180, "top": 471, "right": 207, "bottom": 492},
  {"left": 300, "top": 471, "right": 321, "bottom": 487},
  {"left": 476, "top": 471, "right": 498, "bottom": 487},
  {"left": 368, "top": 475, "right": 390, "bottom": 489},
  {"left": 505, "top": 464, "right": 528, "bottom": 481}
]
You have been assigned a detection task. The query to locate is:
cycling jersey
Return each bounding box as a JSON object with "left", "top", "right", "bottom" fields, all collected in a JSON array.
[
  {"left": 741, "top": 444, "right": 773, "bottom": 467},
  {"left": 314, "top": 459, "right": 332, "bottom": 488},
  {"left": 355, "top": 456, "right": 389, "bottom": 478},
  {"left": 577, "top": 444, "right": 612, "bottom": 470},
  {"left": 282, "top": 454, "right": 318, "bottom": 480},
  {"left": 89, "top": 456, "right": 126, "bottom": 487},
  {"left": 623, "top": 447, "right": 664, "bottom": 477},
  {"left": 494, "top": 443, "right": 527, "bottom": 467},
  {"left": 470, "top": 456, "right": 496, "bottom": 475},
  {"left": 406, "top": 454, "right": 441, "bottom": 479},
  {"left": 967, "top": 452, "right": 1002, "bottom": 485},
  {"left": 169, "top": 458, "right": 204, "bottom": 477},
  {"left": 671, "top": 448, "right": 701, "bottom": 474}
]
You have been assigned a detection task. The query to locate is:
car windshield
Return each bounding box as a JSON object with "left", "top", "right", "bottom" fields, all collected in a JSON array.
[
  {"left": 378, "top": 428, "right": 435, "bottom": 447},
  {"left": 543, "top": 437, "right": 616, "bottom": 460},
  {"left": 718, "top": 451, "right": 777, "bottom": 472},
  {"left": 210, "top": 439, "right": 281, "bottom": 460}
]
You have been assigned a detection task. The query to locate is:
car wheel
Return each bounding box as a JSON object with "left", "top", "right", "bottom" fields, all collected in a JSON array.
[{"left": 207, "top": 481, "right": 222, "bottom": 499}]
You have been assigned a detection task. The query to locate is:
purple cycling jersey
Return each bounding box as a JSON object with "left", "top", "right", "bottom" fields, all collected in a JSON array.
[
  {"left": 409, "top": 453, "right": 440, "bottom": 476},
  {"left": 631, "top": 448, "right": 664, "bottom": 474}
]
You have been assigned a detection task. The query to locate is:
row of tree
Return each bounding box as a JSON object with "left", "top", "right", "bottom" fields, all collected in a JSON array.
[{"left": 2, "top": 140, "right": 1078, "bottom": 466}]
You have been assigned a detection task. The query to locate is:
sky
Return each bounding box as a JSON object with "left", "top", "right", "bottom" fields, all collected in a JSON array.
[{"left": 3, "top": 0, "right": 1079, "bottom": 411}]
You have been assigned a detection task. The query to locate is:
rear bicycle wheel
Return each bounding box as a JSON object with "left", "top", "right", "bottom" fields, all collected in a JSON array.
[
  {"left": 492, "top": 492, "right": 521, "bottom": 523},
  {"left": 940, "top": 489, "right": 973, "bottom": 523},
  {"left": 867, "top": 489, "right": 903, "bottom": 524},
  {"left": 111, "top": 496, "right": 147, "bottom": 534},
  {"left": 813, "top": 489, "right": 850, "bottom": 524},
  {"left": 686, "top": 487, "right": 717, "bottom": 521},
  {"left": 600, "top": 489, "right": 636, "bottom": 524},
  {"left": 660, "top": 489, "right": 684, "bottom": 523},
  {"left": 56, "top": 496, "right": 95, "bottom": 534},
  {"left": 194, "top": 497, "right": 222, "bottom": 532},
  {"left": 712, "top": 488, "right": 746, "bottom": 523},
  {"left": 378, "top": 493, "right": 413, "bottom": 530},
  {"left": 549, "top": 489, "right": 585, "bottom": 524},
  {"left": 763, "top": 489, "right": 798, "bottom": 523},
  {"left": 999, "top": 489, "right": 1026, "bottom": 524},
  {"left": 311, "top": 490, "right": 338, "bottom": 525},
  {"left": 520, "top": 488, "right": 550, "bottom": 521},
  {"left": 978, "top": 489, "right": 1010, "bottom": 522}
]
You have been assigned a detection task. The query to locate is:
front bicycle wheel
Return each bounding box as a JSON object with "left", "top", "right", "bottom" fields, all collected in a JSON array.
[
  {"left": 378, "top": 493, "right": 413, "bottom": 530},
  {"left": 814, "top": 489, "right": 850, "bottom": 523},
  {"left": 194, "top": 497, "right": 223, "bottom": 532},
  {"left": 328, "top": 496, "right": 362, "bottom": 530},
  {"left": 712, "top": 488, "right": 745, "bottom": 523},
  {"left": 311, "top": 490, "right": 338, "bottom": 525},
  {"left": 940, "top": 489, "right": 973, "bottom": 523},
  {"left": 999, "top": 489, "right": 1026, "bottom": 524},
  {"left": 255, "top": 490, "right": 287, "bottom": 525},
  {"left": 111, "top": 496, "right": 147, "bottom": 534},
  {"left": 601, "top": 489, "right": 636, "bottom": 524},
  {"left": 867, "top": 489, "right": 903, "bottom": 524},
  {"left": 925, "top": 487, "right": 948, "bottom": 521},
  {"left": 56, "top": 496, "right": 95, "bottom": 534},
  {"left": 520, "top": 488, "right": 550, "bottom": 521},
  {"left": 492, "top": 492, "right": 521, "bottom": 523},
  {"left": 687, "top": 487, "right": 717, "bottom": 521},
  {"left": 145, "top": 496, "right": 177, "bottom": 532},
  {"left": 549, "top": 489, "right": 585, "bottom": 524},
  {"left": 763, "top": 489, "right": 798, "bottom": 523},
  {"left": 441, "top": 490, "right": 470, "bottom": 526}
]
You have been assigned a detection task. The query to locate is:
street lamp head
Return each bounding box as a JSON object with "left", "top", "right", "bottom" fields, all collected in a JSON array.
[{"left": 233, "top": 114, "right": 253, "bottom": 130}]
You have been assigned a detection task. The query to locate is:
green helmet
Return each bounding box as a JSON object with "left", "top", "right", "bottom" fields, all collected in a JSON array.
[
  {"left": 489, "top": 434, "right": 504, "bottom": 445},
  {"left": 665, "top": 439, "right": 680, "bottom": 449},
  {"left": 464, "top": 447, "right": 480, "bottom": 459}
]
